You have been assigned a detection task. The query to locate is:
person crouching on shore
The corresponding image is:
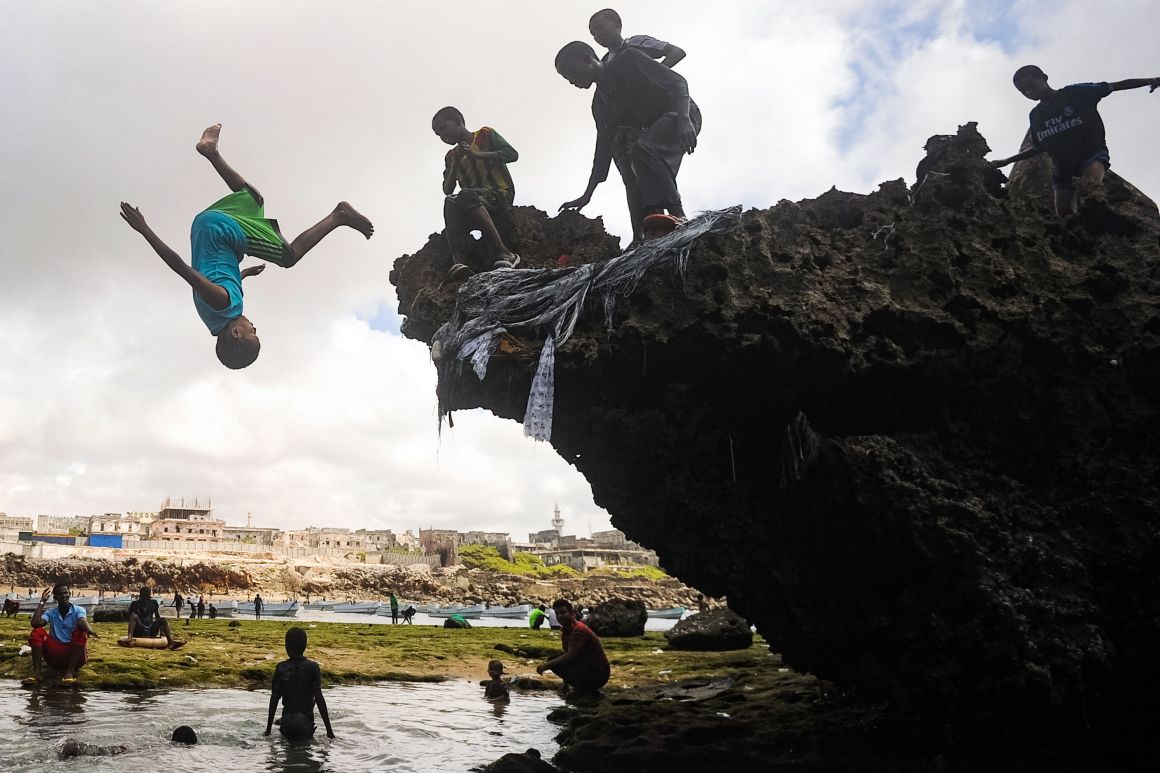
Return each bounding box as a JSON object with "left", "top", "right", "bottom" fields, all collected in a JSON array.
[
  {"left": 26, "top": 584, "right": 99, "bottom": 686},
  {"left": 536, "top": 599, "right": 610, "bottom": 694}
]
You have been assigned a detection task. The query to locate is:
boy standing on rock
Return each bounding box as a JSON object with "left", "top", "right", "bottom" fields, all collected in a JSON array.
[
  {"left": 992, "top": 66, "right": 1159, "bottom": 215},
  {"left": 432, "top": 107, "right": 521, "bottom": 281},
  {"left": 556, "top": 40, "right": 700, "bottom": 243},
  {"left": 119, "top": 123, "right": 374, "bottom": 369},
  {"left": 589, "top": 8, "right": 686, "bottom": 68}
]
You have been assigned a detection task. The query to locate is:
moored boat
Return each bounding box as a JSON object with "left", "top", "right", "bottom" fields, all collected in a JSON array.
[
  {"left": 430, "top": 604, "right": 484, "bottom": 619},
  {"left": 303, "top": 601, "right": 336, "bottom": 610},
  {"left": 645, "top": 606, "right": 686, "bottom": 619},
  {"left": 484, "top": 604, "right": 532, "bottom": 618},
  {"left": 237, "top": 600, "right": 299, "bottom": 617},
  {"left": 330, "top": 601, "right": 381, "bottom": 614}
]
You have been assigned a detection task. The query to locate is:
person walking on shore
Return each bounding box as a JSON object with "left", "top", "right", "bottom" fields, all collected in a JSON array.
[
  {"left": 389, "top": 591, "right": 399, "bottom": 624},
  {"left": 173, "top": 592, "right": 183, "bottom": 618},
  {"left": 253, "top": 593, "right": 263, "bottom": 621}
]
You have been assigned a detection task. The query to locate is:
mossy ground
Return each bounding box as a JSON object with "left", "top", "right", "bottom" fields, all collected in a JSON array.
[{"left": 0, "top": 617, "right": 785, "bottom": 693}]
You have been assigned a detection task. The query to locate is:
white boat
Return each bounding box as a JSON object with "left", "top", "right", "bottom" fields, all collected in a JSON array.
[
  {"left": 237, "top": 600, "right": 299, "bottom": 617},
  {"left": 484, "top": 604, "right": 532, "bottom": 618},
  {"left": 304, "top": 601, "right": 336, "bottom": 610},
  {"left": 330, "top": 601, "right": 381, "bottom": 614},
  {"left": 646, "top": 606, "right": 686, "bottom": 619},
  {"left": 208, "top": 600, "right": 239, "bottom": 618},
  {"left": 430, "top": 604, "right": 484, "bottom": 619}
]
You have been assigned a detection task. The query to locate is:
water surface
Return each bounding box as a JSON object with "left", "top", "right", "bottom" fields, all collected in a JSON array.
[{"left": 0, "top": 681, "right": 561, "bottom": 772}]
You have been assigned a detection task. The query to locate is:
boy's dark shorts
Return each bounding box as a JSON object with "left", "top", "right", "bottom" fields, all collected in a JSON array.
[
  {"left": 1052, "top": 150, "right": 1110, "bottom": 190},
  {"left": 445, "top": 188, "right": 513, "bottom": 212},
  {"left": 132, "top": 620, "right": 162, "bottom": 638}
]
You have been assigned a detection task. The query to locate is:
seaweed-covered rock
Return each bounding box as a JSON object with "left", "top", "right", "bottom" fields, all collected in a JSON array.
[
  {"left": 392, "top": 122, "right": 1160, "bottom": 766},
  {"left": 585, "top": 598, "right": 647, "bottom": 637},
  {"left": 664, "top": 609, "right": 753, "bottom": 651}
]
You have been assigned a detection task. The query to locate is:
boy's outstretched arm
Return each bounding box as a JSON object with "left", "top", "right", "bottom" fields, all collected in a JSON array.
[
  {"left": 992, "top": 147, "right": 1043, "bottom": 168},
  {"left": 1108, "top": 77, "right": 1160, "bottom": 93},
  {"left": 561, "top": 103, "right": 614, "bottom": 212},
  {"left": 119, "top": 203, "right": 230, "bottom": 311},
  {"left": 314, "top": 687, "right": 335, "bottom": 738}
]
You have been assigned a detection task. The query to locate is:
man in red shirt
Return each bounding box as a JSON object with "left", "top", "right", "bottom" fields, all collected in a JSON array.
[{"left": 537, "top": 599, "right": 610, "bottom": 693}]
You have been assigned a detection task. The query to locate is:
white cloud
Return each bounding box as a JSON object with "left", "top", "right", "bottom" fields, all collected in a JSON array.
[{"left": 1, "top": 1, "right": 1156, "bottom": 539}]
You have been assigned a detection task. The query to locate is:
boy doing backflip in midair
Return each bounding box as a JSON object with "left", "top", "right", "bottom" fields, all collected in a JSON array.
[
  {"left": 120, "top": 124, "right": 374, "bottom": 369},
  {"left": 992, "top": 66, "right": 1159, "bottom": 216}
]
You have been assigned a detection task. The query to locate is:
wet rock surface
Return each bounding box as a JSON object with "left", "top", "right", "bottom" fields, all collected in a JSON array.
[
  {"left": 484, "top": 748, "right": 561, "bottom": 773},
  {"left": 664, "top": 609, "right": 753, "bottom": 651},
  {"left": 585, "top": 598, "right": 647, "bottom": 637},
  {"left": 394, "top": 123, "right": 1160, "bottom": 769}
]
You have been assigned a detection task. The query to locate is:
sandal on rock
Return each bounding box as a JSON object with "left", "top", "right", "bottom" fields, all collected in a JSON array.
[{"left": 446, "top": 263, "right": 474, "bottom": 281}]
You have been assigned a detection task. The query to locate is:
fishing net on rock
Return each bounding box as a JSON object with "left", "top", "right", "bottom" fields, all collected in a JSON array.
[{"left": 432, "top": 206, "right": 741, "bottom": 441}]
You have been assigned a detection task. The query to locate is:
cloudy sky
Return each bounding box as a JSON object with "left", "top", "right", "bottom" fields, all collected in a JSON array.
[{"left": 1, "top": 1, "right": 1156, "bottom": 541}]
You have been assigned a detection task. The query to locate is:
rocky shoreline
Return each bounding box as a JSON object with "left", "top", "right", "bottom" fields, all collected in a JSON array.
[{"left": 0, "top": 553, "right": 706, "bottom": 610}]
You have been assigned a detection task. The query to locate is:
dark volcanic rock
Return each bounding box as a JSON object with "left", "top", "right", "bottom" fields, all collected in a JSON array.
[
  {"left": 664, "top": 609, "right": 753, "bottom": 651},
  {"left": 484, "top": 749, "right": 560, "bottom": 773},
  {"left": 585, "top": 598, "right": 647, "bottom": 637},
  {"left": 392, "top": 123, "right": 1160, "bottom": 767}
]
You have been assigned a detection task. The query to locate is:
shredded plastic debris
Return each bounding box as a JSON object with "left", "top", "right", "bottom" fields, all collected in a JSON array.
[{"left": 432, "top": 206, "right": 741, "bottom": 440}]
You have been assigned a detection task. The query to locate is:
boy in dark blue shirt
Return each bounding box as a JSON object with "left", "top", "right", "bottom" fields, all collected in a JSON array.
[{"left": 992, "top": 65, "right": 1159, "bottom": 215}]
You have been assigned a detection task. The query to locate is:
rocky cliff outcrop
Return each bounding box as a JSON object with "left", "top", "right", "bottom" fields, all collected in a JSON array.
[{"left": 391, "top": 124, "right": 1160, "bottom": 765}]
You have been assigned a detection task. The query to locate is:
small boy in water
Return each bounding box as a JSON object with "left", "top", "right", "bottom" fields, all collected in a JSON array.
[
  {"left": 483, "top": 659, "right": 510, "bottom": 702},
  {"left": 266, "top": 626, "right": 334, "bottom": 741},
  {"left": 120, "top": 124, "right": 374, "bottom": 369},
  {"left": 992, "top": 67, "right": 1159, "bottom": 215},
  {"left": 432, "top": 106, "right": 521, "bottom": 281}
]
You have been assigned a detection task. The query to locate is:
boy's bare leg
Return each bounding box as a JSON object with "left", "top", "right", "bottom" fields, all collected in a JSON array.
[
  {"left": 1081, "top": 160, "right": 1107, "bottom": 186},
  {"left": 1054, "top": 188, "right": 1078, "bottom": 217},
  {"left": 30, "top": 644, "right": 43, "bottom": 678},
  {"left": 464, "top": 207, "right": 516, "bottom": 262},
  {"left": 285, "top": 203, "right": 375, "bottom": 264},
  {"left": 196, "top": 123, "right": 264, "bottom": 205}
]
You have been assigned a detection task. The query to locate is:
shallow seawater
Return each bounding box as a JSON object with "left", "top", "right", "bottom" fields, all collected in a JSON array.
[{"left": 0, "top": 681, "right": 561, "bottom": 772}]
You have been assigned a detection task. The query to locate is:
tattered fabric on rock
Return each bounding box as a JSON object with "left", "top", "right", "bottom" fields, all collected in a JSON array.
[{"left": 432, "top": 206, "right": 740, "bottom": 440}]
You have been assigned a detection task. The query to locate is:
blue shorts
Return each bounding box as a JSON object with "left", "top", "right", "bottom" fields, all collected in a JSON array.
[{"left": 1052, "top": 150, "right": 1110, "bottom": 191}]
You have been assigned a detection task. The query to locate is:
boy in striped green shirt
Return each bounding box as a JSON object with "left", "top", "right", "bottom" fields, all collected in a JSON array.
[
  {"left": 432, "top": 106, "right": 521, "bottom": 280},
  {"left": 119, "top": 124, "right": 374, "bottom": 369}
]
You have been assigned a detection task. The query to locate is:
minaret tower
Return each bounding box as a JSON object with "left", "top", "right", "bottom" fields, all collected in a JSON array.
[
  {"left": 552, "top": 504, "right": 564, "bottom": 534},
  {"left": 247, "top": 511, "right": 253, "bottom": 528}
]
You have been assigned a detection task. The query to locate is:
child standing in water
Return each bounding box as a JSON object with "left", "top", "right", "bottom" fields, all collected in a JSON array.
[
  {"left": 266, "top": 626, "right": 334, "bottom": 741},
  {"left": 483, "top": 659, "right": 511, "bottom": 702},
  {"left": 120, "top": 124, "right": 374, "bottom": 369}
]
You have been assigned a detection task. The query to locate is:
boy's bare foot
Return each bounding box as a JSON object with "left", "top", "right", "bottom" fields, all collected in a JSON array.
[
  {"left": 196, "top": 123, "right": 223, "bottom": 157},
  {"left": 335, "top": 202, "right": 374, "bottom": 239},
  {"left": 168, "top": 640, "right": 186, "bottom": 651}
]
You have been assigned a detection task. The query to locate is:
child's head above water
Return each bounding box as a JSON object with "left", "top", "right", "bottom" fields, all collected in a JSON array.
[
  {"left": 285, "top": 626, "right": 308, "bottom": 658},
  {"left": 431, "top": 106, "right": 468, "bottom": 146},
  {"left": 171, "top": 726, "right": 198, "bottom": 745},
  {"left": 487, "top": 659, "right": 506, "bottom": 679},
  {"left": 216, "top": 316, "right": 260, "bottom": 369}
]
